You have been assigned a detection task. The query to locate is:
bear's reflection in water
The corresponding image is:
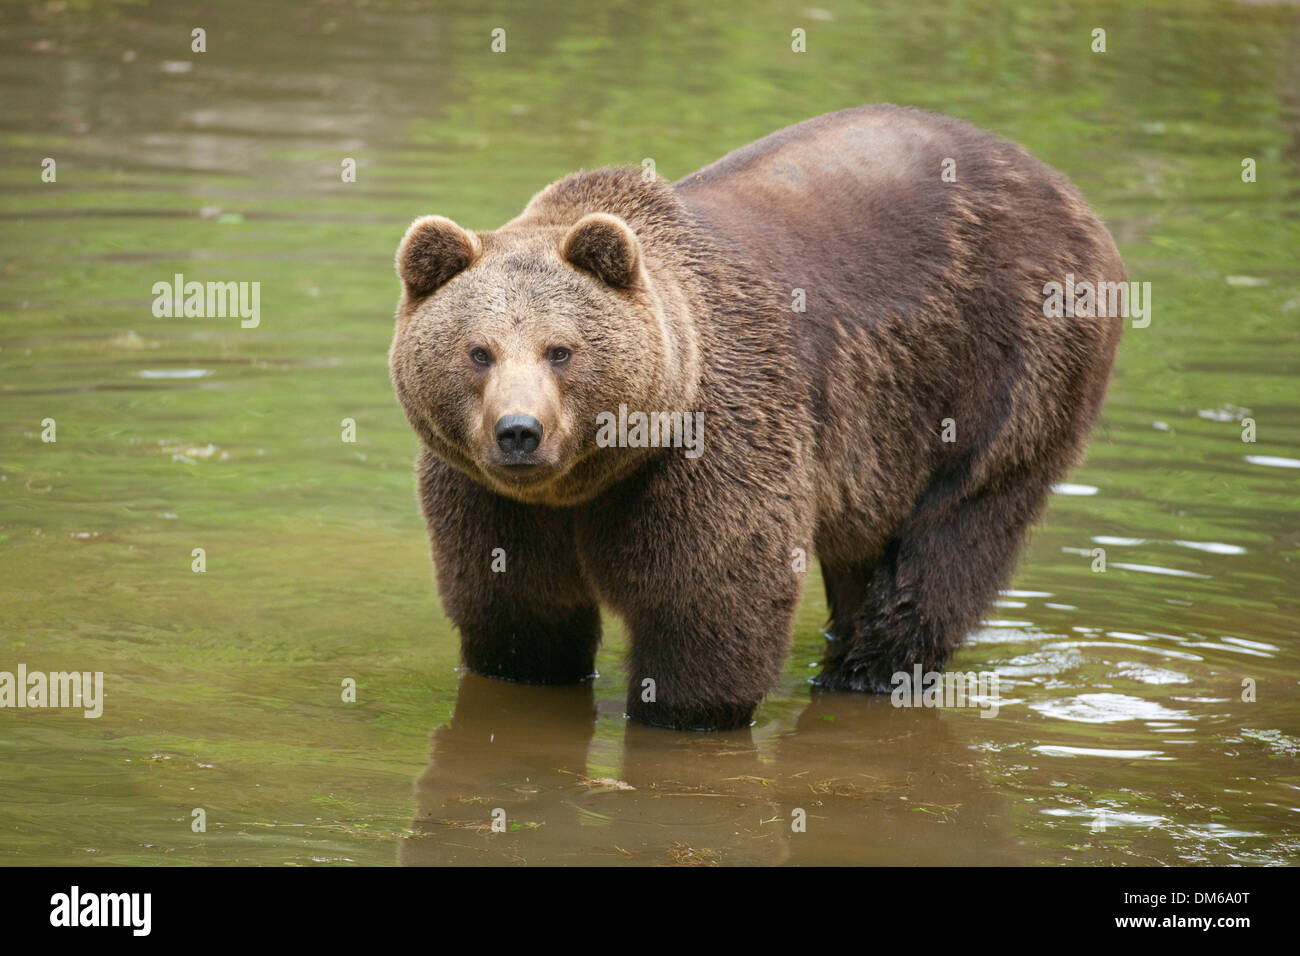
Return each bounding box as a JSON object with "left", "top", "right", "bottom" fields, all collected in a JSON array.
[{"left": 400, "top": 673, "right": 1021, "bottom": 866}]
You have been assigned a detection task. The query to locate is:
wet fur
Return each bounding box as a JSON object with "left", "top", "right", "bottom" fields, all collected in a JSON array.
[{"left": 391, "top": 105, "right": 1123, "bottom": 730}]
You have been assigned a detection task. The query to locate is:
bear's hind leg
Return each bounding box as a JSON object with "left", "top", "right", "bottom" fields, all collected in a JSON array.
[
  {"left": 814, "top": 469, "right": 1052, "bottom": 693},
  {"left": 820, "top": 557, "right": 875, "bottom": 643},
  {"left": 816, "top": 552, "right": 894, "bottom": 685}
]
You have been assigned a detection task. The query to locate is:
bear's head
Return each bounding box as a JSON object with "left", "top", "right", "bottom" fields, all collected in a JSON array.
[{"left": 390, "top": 190, "right": 700, "bottom": 506}]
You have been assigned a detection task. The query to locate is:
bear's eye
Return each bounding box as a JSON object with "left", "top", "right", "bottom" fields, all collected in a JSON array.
[
  {"left": 470, "top": 347, "right": 493, "bottom": 366},
  {"left": 547, "top": 347, "right": 571, "bottom": 366}
]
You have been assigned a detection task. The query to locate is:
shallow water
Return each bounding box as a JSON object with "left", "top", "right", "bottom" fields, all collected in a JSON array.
[{"left": 1, "top": 0, "right": 1297, "bottom": 865}]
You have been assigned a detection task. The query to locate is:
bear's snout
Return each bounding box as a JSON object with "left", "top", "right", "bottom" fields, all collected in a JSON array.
[{"left": 494, "top": 414, "right": 544, "bottom": 457}]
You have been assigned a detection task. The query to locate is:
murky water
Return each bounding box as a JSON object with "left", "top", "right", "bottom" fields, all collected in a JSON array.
[{"left": 1, "top": 0, "right": 1297, "bottom": 865}]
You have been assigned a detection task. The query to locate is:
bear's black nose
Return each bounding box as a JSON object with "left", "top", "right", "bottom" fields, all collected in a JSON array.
[{"left": 494, "top": 414, "right": 543, "bottom": 456}]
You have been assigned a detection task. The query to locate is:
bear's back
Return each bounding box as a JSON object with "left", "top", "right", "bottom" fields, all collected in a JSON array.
[
  {"left": 673, "top": 103, "right": 1119, "bottom": 341},
  {"left": 673, "top": 105, "right": 1124, "bottom": 536}
]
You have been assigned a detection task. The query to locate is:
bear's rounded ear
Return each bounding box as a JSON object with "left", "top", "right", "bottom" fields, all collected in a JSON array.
[
  {"left": 396, "top": 215, "right": 481, "bottom": 298},
  {"left": 561, "top": 213, "right": 642, "bottom": 289}
]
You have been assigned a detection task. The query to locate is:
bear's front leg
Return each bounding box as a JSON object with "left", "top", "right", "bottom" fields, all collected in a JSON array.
[
  {"left": 619, "top": 566, "right": 799, "bottom": 731},
  {"left": 417, "top": 450, "right": 601, "bottom": 684},
  {"left": 578, "top": 465, "right": 805, "bottom": 731}
]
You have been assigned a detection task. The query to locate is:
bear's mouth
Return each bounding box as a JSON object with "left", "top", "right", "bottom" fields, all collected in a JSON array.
[{"left": 484, "top": 457, "right": 556, "bottom": 486}]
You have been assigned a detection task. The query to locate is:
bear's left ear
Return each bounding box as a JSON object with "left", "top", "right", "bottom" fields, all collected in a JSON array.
[{"left": 561, "top": 213, "right": 642, "bottom": 289}]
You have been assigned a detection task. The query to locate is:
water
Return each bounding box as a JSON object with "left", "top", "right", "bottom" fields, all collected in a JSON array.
[{"left": 1, "top": 0, "right": 1296, "bottom": 865}]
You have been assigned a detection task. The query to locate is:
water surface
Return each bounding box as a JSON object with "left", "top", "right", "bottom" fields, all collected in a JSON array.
[{"left": 1, "top": 0, "right": 1297, "bottom": 865}]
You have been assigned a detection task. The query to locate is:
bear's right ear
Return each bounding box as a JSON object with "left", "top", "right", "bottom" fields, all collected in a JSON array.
[{"left": 396, "top": 215, "right": 481, "bottom": 298}]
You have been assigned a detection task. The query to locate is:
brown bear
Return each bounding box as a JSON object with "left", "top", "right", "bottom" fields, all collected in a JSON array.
[{"left": 389, "top": 104, "right": 1123, "bottom": 731}]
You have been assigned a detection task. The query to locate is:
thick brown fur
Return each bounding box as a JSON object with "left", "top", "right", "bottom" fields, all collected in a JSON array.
[{"left": 389, "top": 105, "right": 1123, "bottom": 731}]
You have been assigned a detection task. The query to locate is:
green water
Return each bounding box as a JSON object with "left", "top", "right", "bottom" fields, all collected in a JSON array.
[{"left": 1, "top": 0, "right": 1297, "bottom": 865}]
